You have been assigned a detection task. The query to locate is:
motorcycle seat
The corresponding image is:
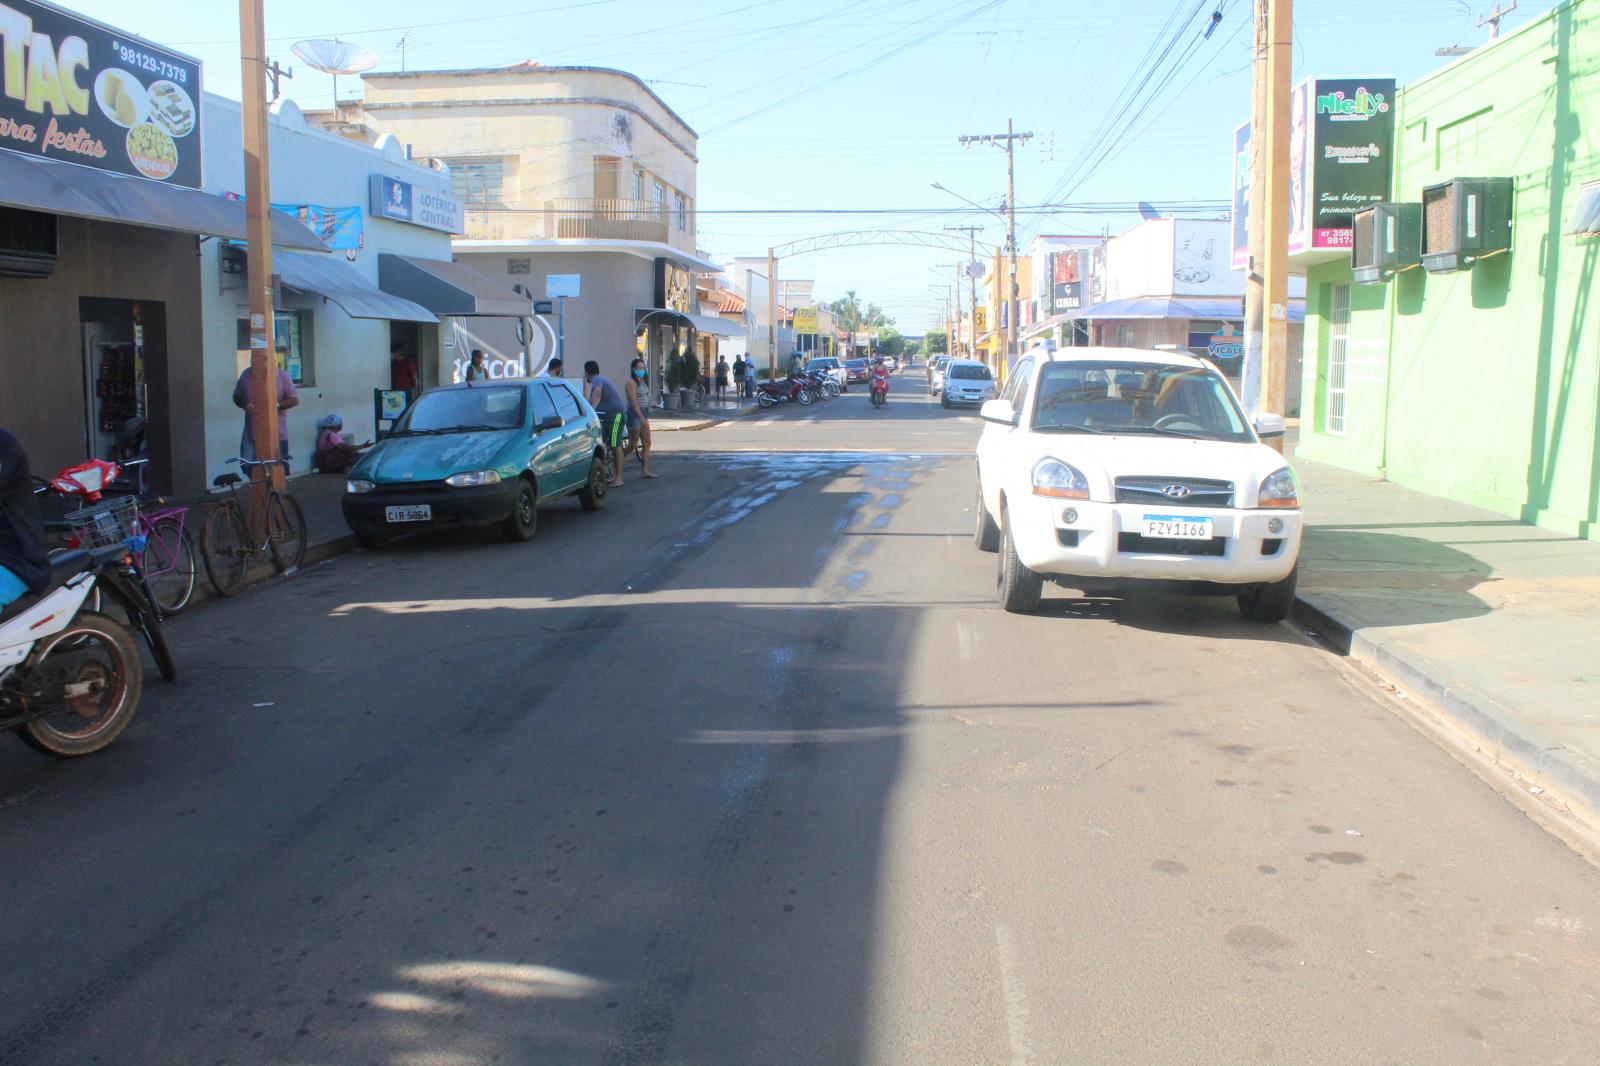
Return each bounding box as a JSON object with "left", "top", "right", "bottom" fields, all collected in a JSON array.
[{"left": 0, "top": 550, "right": 92, "bottom": 626}]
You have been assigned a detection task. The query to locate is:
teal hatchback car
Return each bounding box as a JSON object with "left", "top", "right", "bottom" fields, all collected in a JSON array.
[{"left": 342, "top": 378, "right": 607, "bottom": 548}]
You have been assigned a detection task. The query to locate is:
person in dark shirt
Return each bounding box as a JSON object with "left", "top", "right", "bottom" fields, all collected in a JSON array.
[
  {"left": 583, "top": 360, "right": 628, "bottom": 488},
  {"left": 390, "top": 343, "right": 419, "bottom": 392},
  {"left": 0, "top": 428, "right": 49, "bottom": 608}
]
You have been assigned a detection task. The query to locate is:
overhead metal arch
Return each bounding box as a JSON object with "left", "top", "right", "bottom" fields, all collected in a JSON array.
[{"left": 769, "top": 229, "right": 986, "bottom": 260}]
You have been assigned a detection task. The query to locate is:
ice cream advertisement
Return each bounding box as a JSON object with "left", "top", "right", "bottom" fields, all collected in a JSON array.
[{"left": 0, "top": 0, "right": 203, "bottom": 187}]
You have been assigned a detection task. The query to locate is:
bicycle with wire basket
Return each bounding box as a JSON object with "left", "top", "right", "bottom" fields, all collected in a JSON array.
[{"left": 200, "top": 457, "right": 309, "bottom": 597}]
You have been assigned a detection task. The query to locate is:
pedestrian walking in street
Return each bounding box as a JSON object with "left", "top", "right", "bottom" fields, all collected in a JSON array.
[
  {"left": 539, "top": 357, "right": 564, "bottom": 378},
  {"left": 732, "top": 356, "right": 745, "bottom": 401},
  {"left": 715, "top": 356, "right": 730, "bottom": 401},
  {"left": 233, "top": 363, "right": 298, "bottom": 468},
  {"left": 465, "top": 349, "right": 490, "bottom": 382},
  {"left": 625, "top": 357, "right": 658, "bottom": 480},
  {"left": 312, "top": 414, "right": 370, "bottom": 475},
  {"left": 584, "top": 360, "right": 628, "bottom": 487},
  {"left": 389, "top": 342, "right": 418, "bottom": 393}
]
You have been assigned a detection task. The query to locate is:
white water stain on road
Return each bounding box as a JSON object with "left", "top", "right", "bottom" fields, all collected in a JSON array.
[{"left": 993, "top": 922, "right": 1036, "bottom": 1066}]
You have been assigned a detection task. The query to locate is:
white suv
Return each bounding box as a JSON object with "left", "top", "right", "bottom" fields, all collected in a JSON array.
[{"left": 974, "top": 348, "right": 1302, "bottom": 620}]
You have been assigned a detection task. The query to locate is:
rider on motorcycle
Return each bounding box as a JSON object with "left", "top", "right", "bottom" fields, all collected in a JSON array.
[
  {"left": 0, "top": 428, "right": 49, "bottom": 609},
  {"left": 869, "top": 359, "right": 890, "bottom": 397}
]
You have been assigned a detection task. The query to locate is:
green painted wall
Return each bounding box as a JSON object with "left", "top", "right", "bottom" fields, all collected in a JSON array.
[{"left": 1297, "top": 0, "right": 1600, "bottom": 538}]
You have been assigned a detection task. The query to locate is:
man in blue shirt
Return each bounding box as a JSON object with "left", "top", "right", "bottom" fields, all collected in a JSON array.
[{"left": 584, "top": 360, "right": 628, "bottom": 487}]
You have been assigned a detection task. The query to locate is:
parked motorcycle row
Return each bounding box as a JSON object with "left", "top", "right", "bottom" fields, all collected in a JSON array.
[
  {"left": 755, "top": 367, "right": 844, "bottom": 409},
  {"left": 2, "top": 458, "right": 180, "bottom": 758}
]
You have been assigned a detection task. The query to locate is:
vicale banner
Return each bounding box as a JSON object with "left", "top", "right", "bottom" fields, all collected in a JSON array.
[{"left": 0, "top": 0, "right": 204, "bottom": 187}]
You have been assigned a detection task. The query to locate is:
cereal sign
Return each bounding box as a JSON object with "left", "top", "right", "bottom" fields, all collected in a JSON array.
[{"left": 0, "top": 0, "right": 203, "bottom": 187}]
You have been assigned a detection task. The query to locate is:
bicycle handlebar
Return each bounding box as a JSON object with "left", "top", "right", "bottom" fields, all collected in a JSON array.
[{"left": 225, "top": 456, "right": 290, "bottom": 469}]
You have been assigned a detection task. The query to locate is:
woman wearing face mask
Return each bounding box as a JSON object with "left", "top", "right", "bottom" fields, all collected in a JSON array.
[{"left": 625, "top": 357, "right": 658, "bottom": 480}]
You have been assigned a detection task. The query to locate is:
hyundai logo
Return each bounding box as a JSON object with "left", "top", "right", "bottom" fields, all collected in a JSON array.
[{"left": 1161, "top": 484, "right": 1191, "bottom": 499}]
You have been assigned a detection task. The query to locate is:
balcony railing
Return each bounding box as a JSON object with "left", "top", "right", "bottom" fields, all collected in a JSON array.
[{"left": 461, "top": 198, "right": 695, "bottom": 251}]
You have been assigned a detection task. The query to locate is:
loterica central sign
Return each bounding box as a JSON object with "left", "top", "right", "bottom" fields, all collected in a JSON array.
[{"left": 0, "top": 0, "right": 204, "bottom": 188}]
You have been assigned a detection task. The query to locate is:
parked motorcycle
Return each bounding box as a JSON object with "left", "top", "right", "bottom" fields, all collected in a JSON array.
[
  {"left": 1, "top": 546, "right": 146, "bottom": 756},
  {"left": 755, "top": 373, "right": 816, "bottom": 409}
]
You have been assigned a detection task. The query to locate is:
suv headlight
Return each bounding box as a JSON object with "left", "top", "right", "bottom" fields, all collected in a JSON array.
[
  {"left": 1258, "top": 466, "right": 1300, "bottom": 509},
  {"left": 1032, "top": 457, "right": 1089, "bottom": 500},
  {"left": 446, "top": 470, "right": 503, "bottom": 488},
  {"left": 346, "top": 479, "right": 375, "bottom": 494}
]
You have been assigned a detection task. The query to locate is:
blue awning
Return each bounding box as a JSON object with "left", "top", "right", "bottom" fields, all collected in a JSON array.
[{"left": 1078, "top": 295, "right": 1304, "bottom": 323}]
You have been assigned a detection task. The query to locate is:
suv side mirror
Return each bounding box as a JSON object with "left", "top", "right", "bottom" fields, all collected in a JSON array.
[
  {"left": 536, "top": 413, "right": 563, "bottom": 432},
  {"left": 1254, "top": 413, "right": 1286, "bottom": 439},
  {"left": 980, "top": 399, "right": 1017, "bottom": 427}
]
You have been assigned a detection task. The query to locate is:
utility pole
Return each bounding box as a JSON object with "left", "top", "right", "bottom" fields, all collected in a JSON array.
[
  {"left": 959, "top": 121, "right": 1031, "bottom": 375},
  {"left": 1241, "top": 2, "right": 1269, "bottom": 419},
  {"left": 945, "top": 224, "right": 983, "bottom": 355},
  {"left": 265, "top": 59, "right": 292, "bottom": 103},
  {"left": 239, "top": 0, "right": 281, "bottom": 490},
  {"left": 1261, "top": 0, "right": 1293, "bottom": 445},
  {"left": 1480, "top": 1, "right": 1516, "bottom": 39},
  {"left": 767, "top": 247, "right": 778, "bottom": 382}
]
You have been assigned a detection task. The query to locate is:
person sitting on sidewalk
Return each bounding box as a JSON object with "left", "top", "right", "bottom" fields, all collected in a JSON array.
[{"left": 313, "top": 414, "right": 370, "bottom": 475}]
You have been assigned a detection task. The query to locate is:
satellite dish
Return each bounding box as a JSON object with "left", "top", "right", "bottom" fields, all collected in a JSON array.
[
  {"left": 292, "top": 39, "right": 379, "bottom": 105},
  {"left": 1137, "top": 201, "right": 1161, "bottom": 220},
  {"left": 292, "top": 39, "right": 380, "bottom": 75}
]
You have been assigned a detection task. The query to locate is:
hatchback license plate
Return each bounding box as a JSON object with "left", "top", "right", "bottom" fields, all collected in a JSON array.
[
  {"left": 385, "top": 504, "right": 432, "bottom": 523},
  {"left": 1141, "top": 514, "right": 1212, "bottom": 540}
]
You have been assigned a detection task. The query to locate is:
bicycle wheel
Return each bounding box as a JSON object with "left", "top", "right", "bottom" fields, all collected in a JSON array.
[
  {"left": 201, "top": 503, "right": 251, "bottom": 597},
  {"left": 140, "top": 514, "right": 197, "bottom": 614},
  {"left": 266, "top": 492, "right": 308, "bottom": 573}
]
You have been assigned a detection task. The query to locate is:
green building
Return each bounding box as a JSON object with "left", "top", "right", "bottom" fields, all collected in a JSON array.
[{"left": 1296, "top": 0, "right": 1600, "bottom": 539}]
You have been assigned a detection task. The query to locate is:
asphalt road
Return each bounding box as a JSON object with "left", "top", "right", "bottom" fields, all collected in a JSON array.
[{"left": 2, "top": 370, "right": 1596, "bottom": 1065}]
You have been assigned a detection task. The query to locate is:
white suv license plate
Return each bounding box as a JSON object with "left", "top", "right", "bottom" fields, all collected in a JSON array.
[
  {"left": 1142, "top": 514, "right": 1213, "bottom": 540},
  {"left": 385, "top": 504, "right": 432, "bottom": 523}
]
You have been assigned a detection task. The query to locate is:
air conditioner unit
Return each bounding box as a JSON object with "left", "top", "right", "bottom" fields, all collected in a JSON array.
[
  {"left": 1421, "top": 177, "right": 1513, "bottom": 273},
  {"left": 1351, "top": 202, "right": 1422, "bottom": 284},
  {"left": 0, "top": 207, "right": 57, "bottom": 279}
]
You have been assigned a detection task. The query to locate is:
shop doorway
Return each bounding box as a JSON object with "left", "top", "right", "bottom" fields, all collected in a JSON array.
[{"left": 79, "top": 298, "right": 167, "bottom": 489}]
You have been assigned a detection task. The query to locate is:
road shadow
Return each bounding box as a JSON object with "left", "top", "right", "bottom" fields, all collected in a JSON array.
[{"left": 0, "top": 452, "right": 926, "bottom": 1066}]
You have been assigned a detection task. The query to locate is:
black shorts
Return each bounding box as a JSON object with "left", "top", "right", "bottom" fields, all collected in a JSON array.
[{"left": 600, "top": 412, "right": 626, "bottom": 449}]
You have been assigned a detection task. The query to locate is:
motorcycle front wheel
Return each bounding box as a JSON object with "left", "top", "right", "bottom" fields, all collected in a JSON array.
[{"left": 17, "top": 612, "right": 143, "bottom": 757}]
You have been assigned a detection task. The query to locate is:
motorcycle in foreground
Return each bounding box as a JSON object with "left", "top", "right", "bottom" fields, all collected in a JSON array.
[
  {"left": 1, "top": 546, "right": 146, "bottom": 756},
  {"left": 869, "top": 371, "right": 890, "bottom": 409}
]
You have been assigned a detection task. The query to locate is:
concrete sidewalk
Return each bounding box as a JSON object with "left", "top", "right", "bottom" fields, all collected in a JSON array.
[{"left": 1292, "top": 457, "right": 1600, "bottom": 826}]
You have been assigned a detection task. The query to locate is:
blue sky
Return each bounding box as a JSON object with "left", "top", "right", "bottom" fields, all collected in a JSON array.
[{"left": 70, "top": 0, "right": 1557, "bottom": 330}]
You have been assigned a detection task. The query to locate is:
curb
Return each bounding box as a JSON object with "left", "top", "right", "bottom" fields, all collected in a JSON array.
[
  {"left": 1292, "top": 591, "right": 1600, "bottom": 831},
  {"left": 184, "top": 531, "right": 357, "bottom": 612}
]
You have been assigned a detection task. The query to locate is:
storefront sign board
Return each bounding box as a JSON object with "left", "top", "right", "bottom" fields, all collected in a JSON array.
[
  {"left": 369, "top": 174, "right": 464, "bottom": 234},
  {"left": 792, "top": 307, "right": 818, "bottom": 333},
  {"left": 1291, "top": 76, "right": 1397, "bottom": 253},
  {"left": 0, "top": 0, "right": 204, "bottom": 187}
]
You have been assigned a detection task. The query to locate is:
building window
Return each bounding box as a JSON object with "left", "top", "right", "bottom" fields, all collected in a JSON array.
[
  {"left": 507, "top": 257, "right": 531, "bottom": 275},
  {"left": 674, "top": 192, "right": 688, "bottom": 231},
  {"left": 653, "top": 181, "right": 666, "bottom": 217},
  {"left": 438, "top": 156, "right": 506, "bottom": 207},
  {"left": 631, "top": 168, "right": 644, "bottom": 201},
  {"left": 237, "top": 309, "right": 313, "bottom": 385},
  {"left": 1325, "top": 283, "right": 1351, "bottom": 435}
]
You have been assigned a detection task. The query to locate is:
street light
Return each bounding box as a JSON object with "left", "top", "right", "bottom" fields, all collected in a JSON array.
[{"left": 930, "top": 181, "right": 1006, "bottom": 222}]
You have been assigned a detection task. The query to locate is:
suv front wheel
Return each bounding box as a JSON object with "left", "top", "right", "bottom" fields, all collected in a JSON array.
[
  {"left": 997, "top": 506, "right": 1043, "bottom": 613},
  {"left": 1238, "top": 566, "right": 1297, "bottom": 623}
]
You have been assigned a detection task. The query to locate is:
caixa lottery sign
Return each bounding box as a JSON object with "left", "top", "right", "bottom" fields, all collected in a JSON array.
[{"left": 0, "top": 0, "right": 203, "bottom": 187}]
